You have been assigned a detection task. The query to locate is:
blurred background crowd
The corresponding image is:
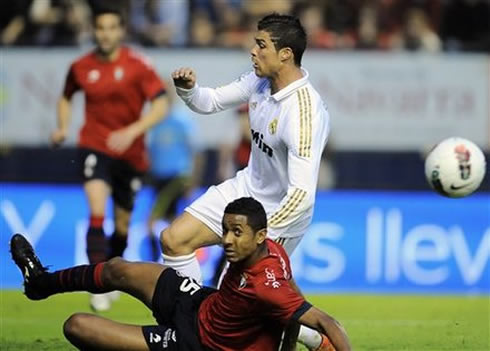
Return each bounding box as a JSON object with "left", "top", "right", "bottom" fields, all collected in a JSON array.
[
  {"left": 2, "top": 0, "right": 489, "bottom": 52},
  {"left": 1, "top": 0, "right": 489, "bottom": 191}
]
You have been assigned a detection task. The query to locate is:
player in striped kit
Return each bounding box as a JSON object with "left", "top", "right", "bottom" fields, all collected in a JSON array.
[{"left": 164, "top": 13, "right": 331, "bottom": 350}]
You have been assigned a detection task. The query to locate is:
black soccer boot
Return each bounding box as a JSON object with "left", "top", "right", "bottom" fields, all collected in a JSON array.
[{"left": 10, "top": 233, "right": 50, "bottom": 300}]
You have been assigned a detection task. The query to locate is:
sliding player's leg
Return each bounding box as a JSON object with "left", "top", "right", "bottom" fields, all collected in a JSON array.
[
  {"left": 62, "top": 266, "right": 203, "bottom": 351},
  {"left": 63, "top": 313, "right": 151, "bottom": 351},
  {"left": 10, "top": 233, "right": 164, "bottom": 307},
  {"left": 10, "top": 234, "right": 182, "bottom": 351}
]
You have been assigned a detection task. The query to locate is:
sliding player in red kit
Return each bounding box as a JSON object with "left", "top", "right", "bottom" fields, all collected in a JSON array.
[
  {"left": 199, "top": 232, "right": 310, "bottom": 349},
  {"left": 51, "top": 7, "right": 168, "bottom": 311},
  {"left": 11, "top": 198, "right": 351, "bottom": 351}
]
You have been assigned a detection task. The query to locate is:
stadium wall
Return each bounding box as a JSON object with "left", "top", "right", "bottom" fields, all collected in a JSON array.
[
  {"left": 1, "top": 183, "right": 488, "bottom": 294},
  {"left": 1, "top": 49, "right": 489, "bottom": 151}
]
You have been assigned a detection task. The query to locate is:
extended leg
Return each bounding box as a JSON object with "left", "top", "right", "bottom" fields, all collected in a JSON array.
[
  {"left": 11, "top": 234, "right": 164, "bottom": 308},
  {"left": 63, "top": 313, "right": 149, "bottom": 351},
  {"left": 11, "top": 234, "right": 170, "bottom": 350}
]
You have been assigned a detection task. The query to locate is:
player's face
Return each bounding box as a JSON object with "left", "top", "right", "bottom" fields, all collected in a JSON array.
[
  {"left": 222, "top": 214, "right": 266, "bottom": 264},
  {"left": 250, "top": 31, "right": 282, "bottom": 78},
  {"left": 94, "top": 14, "right": 124, "bottom": 55}
]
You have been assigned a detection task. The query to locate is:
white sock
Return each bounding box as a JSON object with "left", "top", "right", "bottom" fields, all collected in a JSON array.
[
  {"left": 298, "top": 325, "right": 323, "bottom": 350},
  {"left": 161, "top": 252, "right": 202, "bottom": 284}
]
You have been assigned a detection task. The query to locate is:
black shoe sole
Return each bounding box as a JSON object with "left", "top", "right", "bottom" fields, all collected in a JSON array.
[{"left": 10, "top": 233, "right": 48, "bottom": 300}]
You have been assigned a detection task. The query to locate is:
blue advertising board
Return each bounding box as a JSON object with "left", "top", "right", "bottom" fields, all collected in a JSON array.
[{"left": 1, "top": 183, "right": 489, "bottom": 294}]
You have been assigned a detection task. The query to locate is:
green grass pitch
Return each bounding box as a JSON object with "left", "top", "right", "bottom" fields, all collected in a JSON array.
[{"left": 1, "top": 290, "right": 488, "bottom": 350}]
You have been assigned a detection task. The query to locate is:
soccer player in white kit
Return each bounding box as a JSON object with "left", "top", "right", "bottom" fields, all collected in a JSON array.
[{"left": 164, "top": 14, "right": 332, "bottom": 350}]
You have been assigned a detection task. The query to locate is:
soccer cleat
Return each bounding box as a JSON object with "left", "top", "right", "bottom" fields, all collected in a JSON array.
[
  {"left": 314, "top": 334, "right": 336, "bottom": 351},
  {"left": 10, "top": 233, "right": 50, "bottom": 300}
]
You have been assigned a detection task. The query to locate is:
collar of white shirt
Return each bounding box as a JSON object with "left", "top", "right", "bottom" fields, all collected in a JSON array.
[{"left": 270, "top": 68, "right": 309, "bottom": 102}]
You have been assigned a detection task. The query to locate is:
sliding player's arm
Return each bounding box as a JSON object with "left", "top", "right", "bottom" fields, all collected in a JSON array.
[
  {"left": 298, "top": 307, "right": 352, "bottom": 351},
  {"left": 172, "top": 67, "right": 255, "bottom": 114},
  {"left": 256, "top": 272, "right": 309, "bottom": 351},
  {"left": 255, "top": 248, "right": 312, "bottom": 351},
  {"left": 257, "top": 260, "right": 350, "bottom": 351},
  {"left": 268, "top": 100, "right": 330, "bottom": 231}
]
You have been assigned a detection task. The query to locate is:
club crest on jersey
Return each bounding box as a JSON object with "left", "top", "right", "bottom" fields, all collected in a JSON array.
[
  {"left": 114, "top": 67, "right": 124, "bottom": 81},
  {"left": 251, "top": 128, "right": 273, "bottom": 157},
  {"left": 87, "top": 69, "right": 100, "bottom": 83},
  {"left": 268, "top": 119, "right": 278, "bottom": 135},
  {"left": 239, "top": 273, "right": 248, "bottom": 290},
  {"left": 249, "top": 101, "right": 257, "bottom": 110}
]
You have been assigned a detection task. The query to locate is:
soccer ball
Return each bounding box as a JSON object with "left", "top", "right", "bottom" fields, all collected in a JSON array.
[{"left": 425, "top": 137, "right": 486, "bottom": 198}]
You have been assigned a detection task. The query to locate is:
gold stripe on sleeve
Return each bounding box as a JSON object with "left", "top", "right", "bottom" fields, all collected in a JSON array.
[
  {"left": 269, "top": 189, "right": 301, "bottom": 226},
  {"left": 304, "top": 87, "right": 313, "bottom": 158},
  {"left": 297, "top": 90, "right": 305, "bottom": 157},
  {"left": 269, "top": 189, "right": 307, "bottom": 226}
]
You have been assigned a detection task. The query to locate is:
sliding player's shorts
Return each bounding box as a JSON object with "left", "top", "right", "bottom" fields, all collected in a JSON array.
[{"left": 142, "top": 268, "right": 216, "bottom": 351}]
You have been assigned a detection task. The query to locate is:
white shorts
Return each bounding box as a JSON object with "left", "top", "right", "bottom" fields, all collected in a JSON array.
[{"left": 185, "top": 174, "right": 310, "bottom": 253}]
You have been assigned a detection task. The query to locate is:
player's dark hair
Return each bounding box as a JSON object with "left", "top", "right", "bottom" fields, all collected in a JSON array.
[
  {"left": 257, "top": 13, "right": 307, "bottom": 66},
  {"left": 224, "top": 197, "right": 267, "bottom": 233},
  {"left": 93, "top": 7, "right": 125, "bottom": 26}
]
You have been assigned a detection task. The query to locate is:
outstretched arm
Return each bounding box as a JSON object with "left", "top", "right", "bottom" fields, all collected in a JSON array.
[
  {"left": 298, "top": 307, "right": 352, "bottom": 351},
  {"left": 172, "top": 67, "right": 255, "bottom": 114}
]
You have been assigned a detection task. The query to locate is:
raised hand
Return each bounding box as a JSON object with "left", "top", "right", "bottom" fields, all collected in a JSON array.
[{"left": 172, "top": 67, "right": 196, "bottom": 89}]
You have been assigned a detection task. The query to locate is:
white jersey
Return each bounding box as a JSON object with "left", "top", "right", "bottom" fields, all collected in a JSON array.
[{"left": 176, "top": 69, "right": 330, "bottom": 234}]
